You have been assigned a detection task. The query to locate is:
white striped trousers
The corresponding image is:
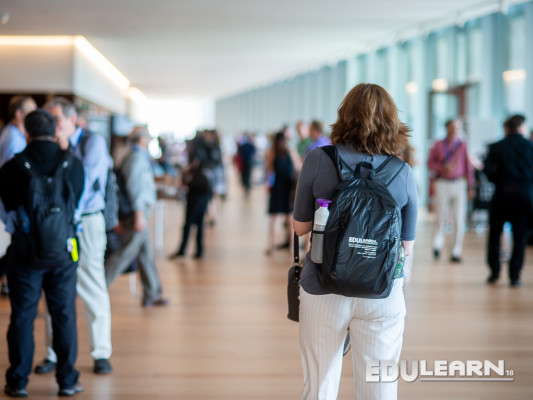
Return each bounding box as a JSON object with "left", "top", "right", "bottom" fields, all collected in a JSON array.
[{"left": 299, "top": 279, "right": 406, "bottom": 400}]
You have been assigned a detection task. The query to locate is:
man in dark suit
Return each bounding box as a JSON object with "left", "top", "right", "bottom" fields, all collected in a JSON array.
[
  {"left": 0, "top": 109, "right": 85, "bottom": 397},
  {"left": 484, "top": 115, "right": 533, "bottom": 287}
]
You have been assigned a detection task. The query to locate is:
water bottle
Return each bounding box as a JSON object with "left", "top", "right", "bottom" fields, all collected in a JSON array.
[{"left": 311, "top": 199, "right": 331, "bottom": 264}]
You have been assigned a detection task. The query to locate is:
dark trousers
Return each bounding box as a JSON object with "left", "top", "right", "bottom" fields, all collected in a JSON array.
[
  {"left": 6, "top": 253, "right": 79, "bottom": 390},
  {"left": 178, "top": 192, "right": 210, "bottom": 256},
  {"left": 241, "top": 161, "right": 253, "bottom": 192},
  {"left": 487, "top": 192, "right": 531, "bottom": 281}
]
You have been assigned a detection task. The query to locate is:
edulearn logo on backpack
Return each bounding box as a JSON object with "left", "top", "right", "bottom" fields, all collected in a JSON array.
[{"left": 348, "top": 237, "right": 378, "bottom": 259}]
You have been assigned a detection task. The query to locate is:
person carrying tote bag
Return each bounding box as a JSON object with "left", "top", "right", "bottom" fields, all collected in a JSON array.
[{"left": 292, "top": 83, "right": 418, "bottom": 400}]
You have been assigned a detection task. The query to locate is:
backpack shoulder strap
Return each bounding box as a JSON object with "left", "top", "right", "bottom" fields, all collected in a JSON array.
[
  {"left": 78, "top": 132, "right": 92, "bottom": 159},
  {"left": 53, "top": 151, "right": 75, "bottom": 178},
  {"left": 14, "top": 153, "right": 39, "bottom": 179},
  {"left": 374, "top": 156, "right": 406, "bottom": 187},
  {"left": 320, "top": 145, "right": 357, "bottom": 181},
  {"left": 320, "top": 145, "right": 340, "bottom": 177}
]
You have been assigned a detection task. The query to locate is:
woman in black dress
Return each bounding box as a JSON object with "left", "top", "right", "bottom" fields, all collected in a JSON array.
[{"left": 266, "top": 132, "right": 294, "bottom": 255}]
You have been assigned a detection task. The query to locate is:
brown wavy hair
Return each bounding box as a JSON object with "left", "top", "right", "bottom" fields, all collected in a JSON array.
[{"left": 330, "top": 83, "right": 410, "bottom": 156}]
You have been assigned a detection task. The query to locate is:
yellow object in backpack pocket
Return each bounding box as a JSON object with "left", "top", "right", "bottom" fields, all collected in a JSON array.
[{"left": 67, "top": 238, "right": 79, "bottom": 262}]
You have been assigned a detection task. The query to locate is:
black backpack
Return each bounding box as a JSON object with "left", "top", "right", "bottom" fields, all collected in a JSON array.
[
  {"left": 102, "top": 169, "right": 120, "bottom": 230},
  {"left": 114, "top": 154, "right": 134, "bottom": 221},
  {"left": 14, "top": 151, "right": 78, "bottom": 268},
  {"left": 318, "top": 146, "right": 405, "bottom": 299},
  {"left": 184, "top": 165, "right": 215, "bottom": 195},
  {"left": 79, "top": 133, "right": 119, "bottom": 231}
]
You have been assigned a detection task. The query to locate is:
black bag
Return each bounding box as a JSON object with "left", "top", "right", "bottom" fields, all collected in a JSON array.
[
  {"left": 115, "top": 166, "right": 134, "bottom": 220},
  {"left": 79, "top": 133, "right": 120, "bottom": 230},
  {"left": 102, "top": 169, "right": 119, "bottom": 231},
  {"left": 105, "top": 230, "right": 138, "bottom": 273},
  {"left": 286, "top": 232, "right": 352, "bottom": 355},
  {"left": 13, "top": 151, "right": 78, "bottom": 268},
  {"left": 287, "top": 233, "right": 302, "bottom": 322},
  {"left": 184, "top": 165, "right": 215, "bottom": 195},
  {"left": 113, "top": 152, "right": 135, "bottom": 221},
  {"left": 319, "top": 146, "right": 405, "bottom": 299}
]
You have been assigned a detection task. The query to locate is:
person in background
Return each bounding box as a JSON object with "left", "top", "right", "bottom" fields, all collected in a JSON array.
[
  {"left": 305, "top": 120, "right": 330, "bottom": 155},
  {"left": 204, "top": 129, "right": 226, "bottom": 226},
  {"left": 265, "top": 132, "right": 295, "bottom": 255},
  {"left": 105, "top": 126, "right": 169, "bottom": 307},
  {"left": 484, "top": 115, "right": 533, "bottom": 287},
  {"left": 0, "top": 109, "right": 85, "bottom": 397},
  {"left": 296, "top": 121, "right": 311, "bottom": 160},
  {"left": 33, "top": 98, "right": 114, "bottom": 376},
  {"left": 170, "top": 131, "right": 214, "bottom": 259},
  {"left": 0, "top": 95, "right": 37, "bottom": 295},
  {"left": 237, "top": 133, "right": 256, "bottom": 196},
  {"left": 427, "top": 119, "right": 475, "bottom": 263},
  {"left": 0, "top": 96, "right": 37, "bottom": 167},
  {"left": 293, "top": 83, "right": 417, "bottom": 400}
]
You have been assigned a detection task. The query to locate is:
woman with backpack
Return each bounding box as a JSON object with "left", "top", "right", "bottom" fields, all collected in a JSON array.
[{"left": 292, "top": 83, "right": 418, "bottom": 400}]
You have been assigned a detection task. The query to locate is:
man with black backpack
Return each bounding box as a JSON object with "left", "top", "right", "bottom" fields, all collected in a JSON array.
[
  {"left": 0, "top": 109, "right": 85, "bottom": 397},
  {"left": 33, "top": 98, "right": 114, "bottom": 377}
]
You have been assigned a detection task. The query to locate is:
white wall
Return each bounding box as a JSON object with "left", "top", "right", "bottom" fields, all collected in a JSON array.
[
  {"left": 0, "top": 44, "right": 73, "bottom": 92},
  {"left": 73, "top": 47, "right": 127, "bottom": 114},
  {"left": 0, "top": 39, "right": 128, "bottom": 115}
]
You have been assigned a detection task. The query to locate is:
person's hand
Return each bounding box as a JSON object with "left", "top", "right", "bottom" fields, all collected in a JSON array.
[
  {"left": 468, "top": 188, "right": 476, "bottom": 201},
  {"left": 442, "top": 162, "right": 455, "bottom": 173},
  {"left": 133, "top": 210, "right": 146, "bottom": 232},
  {"left": 114, "top": 222, "right": 123, "bottom": 235},
  {"left": 55, "top": 127, "right": 70, "bottom": 150}
]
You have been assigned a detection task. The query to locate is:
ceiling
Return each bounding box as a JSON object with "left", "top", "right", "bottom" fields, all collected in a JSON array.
[{"left": 0, "top": 0, "right": 509, "bottom": 99}]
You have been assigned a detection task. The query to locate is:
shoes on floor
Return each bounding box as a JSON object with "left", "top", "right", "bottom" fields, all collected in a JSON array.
[
  {"left": 487, "top": 274, "right": 499, "bottom": 284},
  {"left": 168, "top": 251, "right": 185, "bottom": 259},
  {"left": 510, "top": 279, "right": 522, "bottom": 288},
  {"left": 34, "top": 358, "right": 57, "bottom": 374},
  {"left": 193, "top": 253, "right": 203, "bottom": 259},
  {"left": 450, "top": 255, "right": 462, "bottom": 263},
  {"left": 433, "top": 249, "right": 440, "bottom": 260},
  {"left": 276, "top": 241, "right": 290, "bottom": 250},
  {"left": 4, "top": 385, "right": 28, "bottom": 398},
  {"left": 142, "top": 297, "right": 169, "bottom": 307},
  {"left": 94, "top": 358, "right": 112, "bottom": 374},
  {"left": 58, "top": 382, "right": 83, "bottom": 397}
]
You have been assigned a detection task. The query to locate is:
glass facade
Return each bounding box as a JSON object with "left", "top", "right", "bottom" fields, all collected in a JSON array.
[{"left": 216, "top": 1, "right": 533, "bottom": 205}]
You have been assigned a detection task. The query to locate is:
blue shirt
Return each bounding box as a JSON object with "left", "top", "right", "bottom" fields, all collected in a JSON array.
[
  {"left": 0, "top": 123, "right": 27, "bottom": 168},
  {"left": 69, "top": 128, "right": 111, "bottom": 215},
  {"left": 305, "top": 136, "right": 331, "bottom": 154},
  {"left": 0, "top": 124, "right": 26, "bottom": 233}
]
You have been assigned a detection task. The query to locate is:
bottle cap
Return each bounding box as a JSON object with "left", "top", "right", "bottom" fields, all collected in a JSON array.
[{"left": 317, "top": 199, "right": 331, "bottom": 207}]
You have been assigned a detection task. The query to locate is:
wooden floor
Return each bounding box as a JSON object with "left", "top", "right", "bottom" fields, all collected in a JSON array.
[{"left": 0, "top": 173, "right": 532, "bottom": 399}]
